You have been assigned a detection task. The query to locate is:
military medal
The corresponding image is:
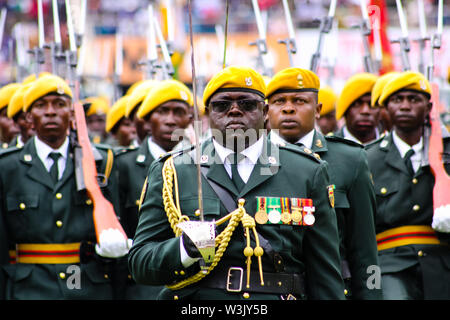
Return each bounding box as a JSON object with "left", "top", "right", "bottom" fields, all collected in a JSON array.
[
  {"left": 267, "top": 198, "right": 281, "bottom": 224},
  {"left": 291, "top": 198, "right": 303, "bottom": 225},
  {"left": 255, "top": 197, "right": 268, "bottom": 224},
  {"left": 280, "top": 197, "right": 291, "bottom": 224},
  {"left": 303, "top": 199, "right": 315, "bottom": 226}
]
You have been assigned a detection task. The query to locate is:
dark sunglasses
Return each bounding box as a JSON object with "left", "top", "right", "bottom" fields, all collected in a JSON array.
[{"left": 208, "top": 99, "right": 264, "bottom": 113}]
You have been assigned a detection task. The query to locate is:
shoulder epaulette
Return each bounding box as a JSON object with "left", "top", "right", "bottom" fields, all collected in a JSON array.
[
  {"left": 0, "top": 146, "right": 21, "bottom": 157},
  {"left": 364, "top": 135, "right": 385, "bottom": 149},
  {"left": 277, "top": 142, "right": 322, "bottom": 163},
  {"left": 324, "top": 135, "right": 364, "bottom": 148},
  {"left": 113, "top": 145, "right": 139, "bottom": 156},
  {"left": 157, "top": 144, "right": 195, "bottom": 162}
]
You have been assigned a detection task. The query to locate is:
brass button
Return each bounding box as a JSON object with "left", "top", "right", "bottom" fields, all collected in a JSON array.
[
  {"left": 85, "top": 199, "right": 92, "bottom": 205},
  {"left": 128, "top": 274, "right": 132, "bottom": 279},
  {"left": 104, "top": 274, "right": 109, "bottom": 279},
  {"left": 413, "top": 204, "right": 420, "bottom": 212},
  {"left": 135, "top": 199, "right": 140, "bottom": 206},
  {"left": 344, "top": 289, "right": 348, "bottom": 295},
  {"left": 278, "top": 281, "right": 282, "bottom": 287},
  {"left": 19, "top": 203, "right": 26, "bottom": 210},
  {"left": 59, "top": 272, "right": 66, "bottom": 279},
  {"left": 243, "top": 292, "right": 250, "bottom": 299},
  {"left": 179, "top": 270, "right": 185, "bottom": 276},
  {"left": 55, "top": 193, "right": 62, "bottom": 199},
  {"left": 174, "top": 271, "right": 179, "bottom": 275},
  {"left": 380, "top": 187, "right": 387, "bottom": 194},
  {"left": 412, "top": 178, "right": 418, "bottom": 184},
  {"left": 418, "top": 250, "right": 424, "bottom": 257},
  {"left": 56, "top": 220, "right": 63, "bottom": 228},
  {"left": 173, "top": 295, "right": 179, "bottom": 300}
]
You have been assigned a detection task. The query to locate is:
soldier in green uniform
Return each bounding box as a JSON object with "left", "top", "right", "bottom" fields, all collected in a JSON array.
[
  {"left": 124, "top": 80, "right": 159, "bottom": 146},
  {"left": 265, "top": 67, "right": 381, "bottom": 300},
  {"left": 317, "top": 86, "right": 339, "bottom": 135},
  {"left": 7, "top": 82, "right": 35, "bottom": 148},
  {"left": 105, "top": 95, "right": 137, "bottom": 148},
  {"left": 334, "top": 73, "right": 381, "bottom": 145},
  {"left": 0, "top": 83, "right": 21, "bottom": 149},
  {"left": 0, "top": 74, "right": 128, "bottom": 299},
  {"left": 115, "top": 79, "right": 193, "bottom": 299},
  {"left": 128, "top": 66, "right": 345, "bottom": 300},
  {"left": 366, "top": 71, "right": 450, "bottom": 299},
  {"left": 83, "top": 96, "right": 110, "bottom": 145}
]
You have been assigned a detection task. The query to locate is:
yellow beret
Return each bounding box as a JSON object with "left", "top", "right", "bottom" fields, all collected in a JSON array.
[
  {"left": 371, "top": 72, "right": 400, "bottom": 107},
  {"left": 378, "top": 71, "right": 432, "bottom": 107},
  {"left": 125, "top": 80, "right": 158, "bottom": 117},
  {"left": 318, "top": 86, "right": 337, "bottom": 116},
  {"left": 0, "top": 83, "right": 22, "bottom": 110},
  {"left": 106, "top": 95, "right": 130, "bottom": 132},
  {"left": 202, "top": 65, "right": 266, "bottom": 106},
  {"left": 7, "top": 83, "right": 33, "bottom": 118},
  {"left": 336, "top": 73, "right": 378, "bottom": 120},
  {"left": 137, "top": 79, "right": 193, "bottom": 119},
  {"left": 84, "top": 96, "right": 110, "bottom": 116},
  {"left": 126, "top": 80, "right": 145, "bottom": 96},
  {"left": 23, "top": 74, "right": 73, "bottom": 111},
  {"left": 22, "top": 72, "right": 52, "bottom": 85},
  {"left": 266, "top": 67, "right": 320, "bottom": 98}
]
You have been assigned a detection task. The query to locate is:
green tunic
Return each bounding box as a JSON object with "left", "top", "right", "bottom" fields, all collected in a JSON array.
[
  {"left": 311, "top": 131, "right": 381, "bottom": 299},
  {"left": 128, "top": 137, "right": 345, "bottom": 300},
  {"left": 0, "top": 138, "right": 121, "bottom": 299},
  {"left": 366, "top": 132, "right": 450, "bottom": 299}
]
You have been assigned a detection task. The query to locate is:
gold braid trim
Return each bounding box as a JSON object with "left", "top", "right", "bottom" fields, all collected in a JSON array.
[{"left": 161, "top": 156, "right": 264, "bottom": 291}]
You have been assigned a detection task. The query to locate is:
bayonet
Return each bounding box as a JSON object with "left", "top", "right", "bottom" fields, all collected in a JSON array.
[
  {"left": 426, "top": 0, "right": 442, "bottom": 81},
  {"left": 358, "top": 0, "right": 375, "bottom": 73},
  {"left": 278, "top": 0, "right": 297, "bottom": 67},
  {"left": 249, "top": 0, "right": 272, "bottom": 76},
  {"left": 28, "top": 0, "right": 45, "bottom": 76},
  {"left": 310, "top": 0, "right": 335, "bottom": 73},
  {"left": 153, "top": 14, "right": 175, "bottom": 79},
  {"left": 391, "top": 0, "right": 411, "bottom": 71}
]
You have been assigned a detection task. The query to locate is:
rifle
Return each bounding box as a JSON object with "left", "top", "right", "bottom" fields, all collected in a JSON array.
[
  {"left": 27, "top": 0, "right": 45, "bottom": 76},
  {"left": 391, "top": 0, "right": 411, "bottom": 71},
  {"left": 278, "top": 0, "right": 297, "bottom": 67},
  {"left": 45, "top": 0, "right": 65, "bottom": 77},
  {"left": 249, "top": 0, "right": 273, "bottom": 77},
  {"left": 358, "top": 0, "right": 375, "bottom": 73},
  {"left": 64, "top": 0, "right": 127, "bottom": 244},
  {"left": 429, "top": 83, "right": 450, "bottom": 232},
  {"left": 413, "top": 0, "right": 430, "bottom": 75},
  {"left": 113, "top": 32, "right": 123, "bottom": 102},
  {"left": 310, "top": 0, "right": 336, "bottom": 73}
]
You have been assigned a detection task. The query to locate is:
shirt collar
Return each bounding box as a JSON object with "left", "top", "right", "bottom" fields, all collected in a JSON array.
[
  {"left": 392, "top": 130, "right": 423, "bottom": 158},
  {"left": 212, "top": 135, "right": 265, "bottom": 165},
  {"left": 34, "top": 135, "right": 69, "bottom": 161},
  {"left": 148, "top": 137, "right": 169, "bottom": 160},
  {"left": 343, "top": 125, "right": 380, "bottom": 145},
  {"left": 269, "top": 129, "right": 315, "bottom": 149}
]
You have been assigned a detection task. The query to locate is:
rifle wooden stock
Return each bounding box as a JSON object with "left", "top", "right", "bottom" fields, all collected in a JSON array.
[
  {"left": 72, "top": 100, "right": 127, "bottom": 241},
  {"left": 428, "top": 83, "right": 450, "bottom": 210}
]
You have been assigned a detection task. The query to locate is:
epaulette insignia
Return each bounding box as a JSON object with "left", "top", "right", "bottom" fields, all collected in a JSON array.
[
  {"left": 303, "top": 147, "right": 313, "bottom": 154},
  {"left": 315, "top": 139, "right": 323, "bottom": 148},
  {"left": 136, "top": 154, "right": 146, "bottom": 163},
  {"left": 24, "top": 154, "right": 32, "bottom": 162},
  {"left": 313, "top": 153, "right": 321, "bottom": 160}
]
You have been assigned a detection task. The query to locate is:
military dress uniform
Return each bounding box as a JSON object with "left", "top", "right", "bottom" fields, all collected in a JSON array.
[
  {"left": 271, "top": 130, "right": 381, "bottom": 299},
  {"left": 0, "top": 139, "right": 121, "bottom": 299},
  {"left": 366, "top": 133, "right": 450, "bottom": 299},
  {"left": 128, "top": 136, "right": 345, "bottom": 300},
  {"left": 366, "top": 71, "right": 450, "bottom": 299}
]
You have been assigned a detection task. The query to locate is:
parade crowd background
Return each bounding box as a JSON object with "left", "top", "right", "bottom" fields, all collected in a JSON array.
[{"left": 0, "top": 0, "right": 448, "bottom": 109}]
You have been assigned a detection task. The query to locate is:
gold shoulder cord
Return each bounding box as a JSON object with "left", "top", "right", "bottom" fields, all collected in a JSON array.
[{"left": 162, "top": 156, "right": 265, "bottom": 290}]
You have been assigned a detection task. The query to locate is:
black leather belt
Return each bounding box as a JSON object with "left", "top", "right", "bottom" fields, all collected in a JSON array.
[{"left": 197, "top": 266, "right": 306, "bottom": 296}]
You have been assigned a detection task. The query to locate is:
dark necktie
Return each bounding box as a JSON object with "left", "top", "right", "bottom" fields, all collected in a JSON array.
[
  {"left": 49, "top": 152, "right": 61, "bottom": 183},
  {"left": 228, "top": 153, "right": 245, "bottom": 192},
  {"left": 404, "top": 149, "right": 415, "bottom": 176}
]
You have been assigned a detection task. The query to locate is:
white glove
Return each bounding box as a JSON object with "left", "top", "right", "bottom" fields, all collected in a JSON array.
[
  {"left": 95, "top": 228, "right": 133, "bottom": 258},
  {"left": 432, "top": 205, "right": 450, "bottom": 233}
]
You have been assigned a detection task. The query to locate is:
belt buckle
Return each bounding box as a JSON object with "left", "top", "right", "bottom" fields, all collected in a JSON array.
[{"left": 226, "top": 267, "right": 244, "bottom": 292}]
